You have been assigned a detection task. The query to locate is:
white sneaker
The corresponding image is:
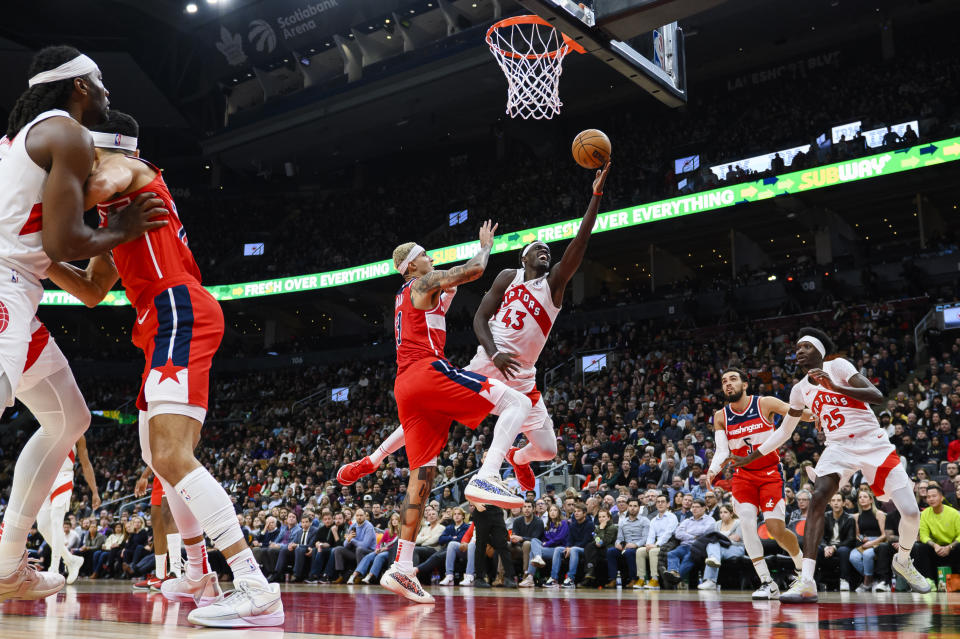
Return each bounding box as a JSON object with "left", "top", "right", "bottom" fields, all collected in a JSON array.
[
  {"left": 64, "top": 553, "right": 84, "bottom": 585},
  {"left": 518, "top": 574, "right": 535, "bottom": 588},
  {"left": 704, "top": 557, "right": 721, "bottom": 568},
  {"left": 186, "top": 579, "right": 284, "bottom": 628},
  {"left": 381, "top": 565, "right": 434, "bottom": 604},
  {"left": 561, "top": 577, "right": 575, "bottom": 588},
  {"left": 0, "top": 554, "right": 65, "bottom": 602},
  {"left": 346, "top": 573, "right": 357, "bottom": 585},
  {"left": 892, "top": 554, "right": 932, "bottom": 593},
  {"left": 872, "top": 581, "right": 890, "bottom": 592},
  {"left": 438, "top": 574, "right": 455, "bottom": 586},
  {"left": 698, "top": 579, "right": 717, "bottom": 591},
  {"left": 161, "top": 572, "right": 223, "bottom": 606},
  {"left": 543, "top": 577, "right": 559, "bottom": 588},
  {"left": 752, "top": 580, "right": 780, "bottom": 600},
  {"left": 464, "top": 476, "right": 524, "bottom": 509},
  {"left": 530, "top": 555, "right": 546, "bottom": 568},
  {"left": 855, "top": 583, "right": 869, "bottom": 593},
  {"left": 839, "top": 578, "right": 850, "bottom": 592},
  {"left": 459, "top": 574, "right": 474, "bottom": 586},
  {"left": 780, "top": 578, "right": 818, "bottom": 604}
]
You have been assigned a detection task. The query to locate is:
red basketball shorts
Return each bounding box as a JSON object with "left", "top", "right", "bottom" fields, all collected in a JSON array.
[
  {"left": 732, "top": 466, "right": 786, "bottom": 520},
  {"left": 394, "top": 357, "right": 505, "bottom": 469},
  {"left": 132, "top": 283, "right": 224, "bottom": 412},
  {"left": 150, "top": 475, "right": 164, "bottom": 507}
]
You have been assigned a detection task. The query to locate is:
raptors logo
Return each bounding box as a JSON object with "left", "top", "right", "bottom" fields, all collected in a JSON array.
[{"left": 0, "top": 300, "right": 8, "bottom": 334}]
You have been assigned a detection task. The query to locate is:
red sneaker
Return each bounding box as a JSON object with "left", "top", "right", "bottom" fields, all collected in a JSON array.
[
  {"left": 133, "top": 574, "right": 162, "bottom": 592},
  {"left": 337, "top": 456, "right": 376, "bottom": 486},
  {"left": 151, "top": 573, "right": 178, "bottom": 593},
  {"left": 506, "top": 447, "right": 535, "bottom": 492}
]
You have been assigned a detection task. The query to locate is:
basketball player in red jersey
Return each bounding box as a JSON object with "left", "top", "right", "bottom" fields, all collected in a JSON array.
[
  {"left": 132, "top": 469, "right": 182, "bottom": 592},
  {"left": 0, "top": 46, "right": 164, "bottom": 603},
  {"left": 706, "top": 368, "right": 811, "bottom": 598},
  {"left": 729, "top": 327, "right": 929, "bottom": 602},
  {"left": 380, "top": 222, "right": 536, "bottom": 603},
  {"left": 339, "top": 163, "right": 612, "bottom": 491},
  {"left": 45, "top": 111, "right": 283, "bottom": 627}
]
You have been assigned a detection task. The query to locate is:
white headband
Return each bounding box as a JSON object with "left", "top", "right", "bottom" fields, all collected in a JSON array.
[
  {"left": 798, "top": 335, "right": 826, "bottom": 357},
  {"left": 28, "top": 54, "right": 99, "bottom": 88},
  {"left": 91, "top": 131, "right": 138, "bottom": 152},
  {"left": 522, "top": 243, "right": 541, "bottom": 258},
  {"left": 397, "top": 244, "right": 425, "bottom": 275}
]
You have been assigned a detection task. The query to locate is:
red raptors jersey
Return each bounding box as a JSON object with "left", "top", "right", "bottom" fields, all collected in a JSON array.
[
  {"left": 96, "top": 159, "right": 202, "bottom": 310},
  {"left": 394, "top": 279, "right": 452, "bottom": 376},
  {"left": 724, "top": 395, "right": 780, "bottom": 473}
]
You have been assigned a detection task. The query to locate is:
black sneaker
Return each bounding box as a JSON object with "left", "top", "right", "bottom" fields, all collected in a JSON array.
[{"left": 475, "top": 579, "right": 492, "bottom": 588}]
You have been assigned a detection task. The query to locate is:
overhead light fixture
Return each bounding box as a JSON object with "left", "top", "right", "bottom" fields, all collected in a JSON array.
[
  {"left": 206, "top": 0, "right": 218, "bottom": 4},
  {"left": 185, "top": 3, "right": 198, "bottom": 13}
]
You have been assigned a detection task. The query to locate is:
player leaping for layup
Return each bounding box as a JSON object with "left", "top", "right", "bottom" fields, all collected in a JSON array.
[
  {"left": 338, "top": 162, "right": 612, "bottom": 492},
  {"left": 707, "top": 368, "right": 811, "bottom": 599},
  {"left": 379, "top": 222, "right": 537, "bottom": 603},
  {"left": 729, "top": 327, "right": 930, "bottom": 602}
]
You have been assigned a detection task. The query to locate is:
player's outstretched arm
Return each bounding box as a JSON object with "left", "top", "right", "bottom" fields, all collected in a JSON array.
[
  {"left": 46, "top": 253, "right": 119, "bottom": 308},
  {"left": 547, "top": 162, "right": 611, "bottom": 307},
  {"left": 706, "top": 410, "right": 728, "bottom": 483},
  {"left": 411, "top": 220, "right": 497, "bottom": 309},
  {"left": 76, "top": 435, "right": 101, "bottom": 510},
  {"left": 760, "top": 396, "right": 815, "bottom": 423},
  {"left": 29, "top": 118, "right": 168, "bottom": 262},
  {"left": 473, "top": 269, "right": 523, "bottom": 378}
]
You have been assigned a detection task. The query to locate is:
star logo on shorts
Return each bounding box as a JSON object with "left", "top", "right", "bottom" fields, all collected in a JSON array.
[
  {"left": 478, "top": 377, "right": 493, "bottom": 394},
  {"left": 154, "top": 358, "right": 186, "bottom": 384}
]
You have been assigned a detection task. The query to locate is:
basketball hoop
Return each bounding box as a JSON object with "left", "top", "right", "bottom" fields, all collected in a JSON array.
[{"left": 486, "top": 15, "right": 586, "bottom": 120}]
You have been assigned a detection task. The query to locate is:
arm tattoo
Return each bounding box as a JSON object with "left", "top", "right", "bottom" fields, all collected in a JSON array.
[{"left": 411, "top": 247, "right": 491, "bottom": 295}]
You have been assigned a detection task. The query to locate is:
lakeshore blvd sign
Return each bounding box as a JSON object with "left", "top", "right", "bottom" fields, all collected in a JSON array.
[{"left": 41, "top": 136, "right": 960, "bottom": 306}]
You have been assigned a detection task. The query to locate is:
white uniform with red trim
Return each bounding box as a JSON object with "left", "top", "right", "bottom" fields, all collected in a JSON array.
[
  {"left": 790, "top": 357, "right": 909, "bottom": 499},
  {"left": 466, "top": 270, "right": 560, "bottom": 429},
  {"left": 0, "top": 110, "right": 67, "bottom": 398},
  {"left": 42, "top": 446, "right": 77, "bottom": 509}
]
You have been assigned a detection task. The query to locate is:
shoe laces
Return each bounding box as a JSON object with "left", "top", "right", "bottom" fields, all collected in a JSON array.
[{"left": 219, "top": 580, "right": 254, "bottom": 606}]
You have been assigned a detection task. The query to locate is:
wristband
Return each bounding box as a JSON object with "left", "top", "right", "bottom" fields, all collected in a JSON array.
[
  {"left": 593, "top": 191, "right": 603, "bottom": 197},
  {"left": 490, "top": 350, "right": 501, "bottom": 360}
]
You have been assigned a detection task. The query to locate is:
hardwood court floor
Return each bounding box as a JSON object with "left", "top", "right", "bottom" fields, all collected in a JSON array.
[{"left": 1, "top": 581, "right": 960, "bottom": 638}]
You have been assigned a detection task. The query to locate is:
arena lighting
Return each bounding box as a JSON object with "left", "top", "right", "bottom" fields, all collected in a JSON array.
[
  {"left": 39, "top": 136, "right": 960, "bottom": 306},
  {"left": 185, "top": 3, "right": 198, "bottom": 13}
]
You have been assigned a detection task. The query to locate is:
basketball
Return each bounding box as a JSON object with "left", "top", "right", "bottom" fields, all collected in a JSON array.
[{"left": 572, "top": 129, "right": 611, "bottom": 169}]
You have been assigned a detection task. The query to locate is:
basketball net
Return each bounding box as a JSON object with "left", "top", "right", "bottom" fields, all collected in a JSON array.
[{"left": 486, "top": 16, "right": 585, "bottom": 120}]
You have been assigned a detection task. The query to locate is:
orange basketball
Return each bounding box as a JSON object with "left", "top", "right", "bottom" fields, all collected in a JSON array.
[{"left": 572, "top": 129, "right": 611, "bottom": 169}]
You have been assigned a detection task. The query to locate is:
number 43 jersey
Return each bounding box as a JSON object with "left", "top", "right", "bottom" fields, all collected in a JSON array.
[
  {"left": 790, "top": 357, "right": 883, "bottom": 445},
  {"left": 486, "top": 269, "right": 561, "bottom": 371}
]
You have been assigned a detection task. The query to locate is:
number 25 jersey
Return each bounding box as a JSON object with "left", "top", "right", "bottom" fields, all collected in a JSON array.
[
  {"left": 487, "top": 270, "right": 561, "bottom": 370},
  {"left": 790, "top": 357, "right": 881, "bottom": 444}
]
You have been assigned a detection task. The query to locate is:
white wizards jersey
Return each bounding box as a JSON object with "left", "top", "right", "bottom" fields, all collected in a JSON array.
[
  {"left": 790, "top": 357, "right": 882, "bottom": 445},
  {"left": 0, "top": 110, "right": 71, "bottom": 283},
  {"left": 486, "top": 270, "right": 561, "bottom": 370}
]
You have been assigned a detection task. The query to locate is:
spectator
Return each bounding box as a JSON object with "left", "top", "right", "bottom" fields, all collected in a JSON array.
[
  {"left": 307, "top": 511, "right": 344, "bottom": 583},
  {"left": 90, "top": 522, "right": 124, "bottom": 579},
  {"left": 605, "top": 497, "right": 649, "bottom": 588},
  {"left": 546, "top": 503, "right": 594, "bottom": 588},
  {"left": 354, "top": 512, "right": 402, "bottom": 584},
  {"left": 471, "top": 505, "right": 516, "bottom": 589},
  {"left": 271, "top": 514, "right": 318, "bottom": 583},
  {"left": 662, "top": 499, "right": 716, "bottom": 588},
  {"left": 698, "top": 504, "right": 745, "bottom": 590},
  {"left": 849, "top": 489, "right": 887, "bottom": 592},
  {"left": 789, "top": 490, "right": 811, "bottom": 528},
  {"left": 914, "top": 484, "right": 960, "bottom": 586},
  {"left": 329, "top": 508, "right": 376, "bottom": 583},
  {"left": 636, "top": 494, "right": 678, "bottom": 590},
  {"left": 414, "top": 507, "right": 473, "bottom": 586},
  {"left": 819, "top": 493, "right": 856, "bottom": 591},
  {"left": 582, "top": 508, "right": 618, "bottom": 587},
  {"left": 512, "top": 500, "right": 546, "bottom": 587},
  {"left": 412, "top": 506, "right": 445, "bottom": 566}
]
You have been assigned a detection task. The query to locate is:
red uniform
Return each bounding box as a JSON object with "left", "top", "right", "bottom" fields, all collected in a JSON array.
[
  {"left": 394, "top": 279, "right": 504, "bottom": 469},
  {"left": 151, "top": 475, "right": 164, "bottom": 508},
  {"left": 97, "top": 159, "right": 223, "bottom": 412},
  {"left": 724, "top": 396, "right": 786, "bottom": 518}
]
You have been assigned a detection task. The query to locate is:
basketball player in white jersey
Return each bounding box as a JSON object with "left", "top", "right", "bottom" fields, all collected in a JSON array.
[
  {"left": 0, "top": 45, "right": 164, "bottom": 602},
  {"left": 36, "top": 435, "right": 99, "bottom": 585},
  {"left": 338, "top": 162, "right": 612, "bottom": 491},
  {"left": 729, "top": 327, "right": 930, "bottom": 602},
  {"left": 706, "top": 369, "right": 811, "bottom": 598}
]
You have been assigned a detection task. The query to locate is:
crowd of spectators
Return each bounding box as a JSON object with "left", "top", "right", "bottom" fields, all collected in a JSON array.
[
  {"left": 172, "top": 43, "right": 960, "bottom": 287},
  {"left": 6, "top": 294, "right": 960, "bottom": 592}
]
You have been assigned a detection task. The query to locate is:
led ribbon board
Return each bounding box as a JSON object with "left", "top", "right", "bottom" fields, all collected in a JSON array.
[{"left": 40, "top": 136, "right": 960, "bottom": 306}]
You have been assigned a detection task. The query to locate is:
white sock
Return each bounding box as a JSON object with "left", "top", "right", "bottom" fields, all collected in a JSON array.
[
  {"left": 370, "top": 426, "right": 405, "bottom": 466},
  {"left": 791, "top": 551, "right": 803, "bottom": 571},
  {"left": 0, "top": 370, "right": 89, "bottom": 577},
  {"left": 155, "top": 553, "right": 167, "bottom": 578},
  {"left": 167, "top": 534, "right": 183, "bottom": 576},
  {"left": 753, "top": 558, "right": 772, "bottom": 583},
  {"left": 396, "top": 538, "right": 415, "bottom": 572},
  {"left": 184, "top": 540, "right": 210, "bottom": 580},
  {"left": 478, "top": 388, "right": 531, "bottom": 478},
  {"left": 513, "top": 417, "right": 557, "bottom": 466},
  {"left": 173, "top": 467, "right": 245, "bottom": 551},
  {"left": 888, "top": 483, "right": 921, "bottom": 561},
  {"left": 228, "top": 548, "right": 268, "bottom": 587},
  {"left": 802, "top": 558, "right": 816, "bottom": 583}
]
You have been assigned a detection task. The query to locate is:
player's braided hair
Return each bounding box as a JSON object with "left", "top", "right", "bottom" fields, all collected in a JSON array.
[
  {"left": 7, "top": 45, "right": 84, "bottom": 139},
  {"left": 90, "top": 110, "right": 139, "bottom": 139},
  {"left": 797, "top": 326, "right": 836, "bottom": 354}
]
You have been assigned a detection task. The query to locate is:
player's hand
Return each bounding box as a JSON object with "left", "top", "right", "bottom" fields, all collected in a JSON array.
[
  {"left": 728, "top": 452, "right": 761, "bottom": 470},
  {"left": 592, "top": 161, "right": 612, "bottom": 194},
  {"left": 107, "top": 192, "right": 169, "bottom": 241},
  {"left": 493, "top": 351, "right": 522, "bottom": 379},
  {"left": 807, "top": 368, "right": 834, "bottom": 390},
  {"left": 92, "top": 493, "right": 102, "bottom": 510},
  {"left": 478, "top": 219, "right": 498, "bottom": 250},
  {"left": 134, "top": 477, "right": 148, "bottom": 498}
]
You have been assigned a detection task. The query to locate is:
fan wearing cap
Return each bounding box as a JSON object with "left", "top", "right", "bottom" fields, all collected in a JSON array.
[
  {"left": 729, "top": 326, "right": 929, "bottom": 602},
  {"left": 0, "top": 46, "right": 166, "bottom": 604}
]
